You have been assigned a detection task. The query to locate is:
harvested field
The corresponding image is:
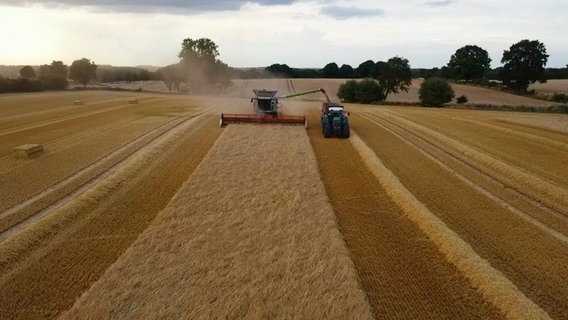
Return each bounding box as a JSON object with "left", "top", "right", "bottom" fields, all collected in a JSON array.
[
  {"left": 385, "top": 78, "right": 554, "bottom": 106},
  {"left": 0, "top": 91, "right": 214, "bottom": 222},
  {"left": 530, "top": 79, "right": 568, "bottom": 95},
  {"left": 493, "top": 112, "right": 568, "bottom": 133},
  {"left": 0, "top": 92, "right": 223, "bottom": 319},
  {"left": 62, "top": 124, "right": 372, "bottom": 319},
  {"left": 349, "top": 104, "right": 568, "bottom": 319},
  {"left": 2, "top": 83, "right": 568, "bottom": 319},
  {"left": 304, "top": 106, "right": 504, "bottom": 319}
]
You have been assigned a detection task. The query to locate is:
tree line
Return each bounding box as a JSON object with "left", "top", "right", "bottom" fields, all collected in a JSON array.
[
  {"left": 2, "top": 37, "right": 565, "bottom": 100},
  {"left": 334, "top": 39, "right": 556, "bottom": 107},
  {"left": 235, "top": 64, "right": 568, "bottom": 81},
  {"left": 0, "top": 61, "right": 164, "bottom": 93},
  {"left": 0, "top": 61, "right": 69, "bottom": 93},
  {"left": 0, "top": 58, "right": 101, "bottom": 93},
  {"left": 97, "top": 66, "right": 161, "bottom": 83},
  {"left": 234, "top": 60, "right": 393, "bottom": 79}
]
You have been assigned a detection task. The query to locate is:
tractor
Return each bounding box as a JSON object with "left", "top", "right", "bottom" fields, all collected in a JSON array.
[{"left": 321, "top": 102, "right": 350, "bottom": 138}]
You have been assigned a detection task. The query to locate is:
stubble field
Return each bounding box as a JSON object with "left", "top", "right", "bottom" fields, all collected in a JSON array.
[{"left": 1, "top": 80, "right": 568, "bottom": 319}]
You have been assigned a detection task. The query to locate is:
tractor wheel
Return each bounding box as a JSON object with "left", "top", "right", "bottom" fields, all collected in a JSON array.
[
  {"left": 341, "top": 124, "right": 350, "bottom": 138},
  {"left": 324, "top": 122, "right": 333, "bottom": 138}
]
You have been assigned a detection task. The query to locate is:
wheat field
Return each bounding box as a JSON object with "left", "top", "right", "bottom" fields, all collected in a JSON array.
[
  {"left": 61, "top": 124, "right": 372, "bottom": 319},
  {"left": 345, "top": 103, "right": 568, "bottom": 319},
  {"left": 1, "top": 83, "right": 568, "bottom": 319}
]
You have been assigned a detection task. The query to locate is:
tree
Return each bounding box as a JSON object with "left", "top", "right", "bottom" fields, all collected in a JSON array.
[
  {"left": 159, "top": 64, "right": 185, "bottom": 92},
  {"left": 419, "top": 77, "right": 455, "bottom": 107},
  {"left": 70, "top": 58, "right": 97, "bottom": 88},
  {"left": 0, "top": 76, "right": 9, "bottom": 93},
  {"left": 447, "top": 45, "right": 491, "bottom": 81},
  {"left": 338, "top": 64, "right": 355, "bottom": 78},
  {"left": 337, "top": 80, "right": 359, "bottom": 102},
  {"left": 337, "top": 78, "right": 385, "bottom": 104},
  {"left": 179, "top": 38, "right": 218, "bottom": 86},
  {"left": 265, "top": 64, "right": 295, "bottom": 78},
  {"left": 373, "top": 61, "right": 386, "bottom": 78},
  {"left": 20, "top": 66, "right": 36, "bottom": 79},
  {"left": 358, "top": 78, "right": 386, "bottom": 103},
  {"left": 322, "top": 62, "right": 340, "bottom": 78},
  {"left": 178, "top": 38, "right": 219, "bottom": 62},
  {"left": 500, "top": 39, "right": 549, "bottom": 92},
  {"left": 50, "top": 61, "right": 68, "bottom": 78},
  {"left": 38, "top": 60, "right": 68, "bottom": 90},
  {"left": 175, "top": 37, "right": 231, "bottom": 90},
  {"left": 211, "top": 60, "right": 232, "bottom": 92},
  {"left": 356, "top": 60, "right": 375, "bottom": 78},
  {"left": 376, "top": 56, "right": 412, "bottom": 100}
]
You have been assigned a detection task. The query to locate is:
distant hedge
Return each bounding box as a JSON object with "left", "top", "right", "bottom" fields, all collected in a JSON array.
[{"left": 0, "top": 75, "right": 68, "bottom": 93}]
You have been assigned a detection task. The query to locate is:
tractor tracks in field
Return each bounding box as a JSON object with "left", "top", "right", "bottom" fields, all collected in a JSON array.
[
  {"left": 0, "top": 96, "right": 163, "bottom": 136},
  {"left": 0, "top": 104, "right": 223, "bottom": 319},
  {"left": 441, "top": 114, "right": 568, "bottom": 154},
  {"left": 0, "top": 116, "right": 146, "bottom": 173},
  {"left": 306, "top": 109, "right": 505, "bottom": 319},
  {"left": 358, "top": 110, "right": 568, "bottom": 242},
  {"left": 0, "top": 105, "right": 217, "bottom": 241},
  {"left": 352, "top": 109, "right": 568, "bottom": 318}
]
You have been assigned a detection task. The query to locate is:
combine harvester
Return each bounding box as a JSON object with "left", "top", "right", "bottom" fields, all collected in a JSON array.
[{"left": 220, "top": 88, "right": 329, "bottom": 128}]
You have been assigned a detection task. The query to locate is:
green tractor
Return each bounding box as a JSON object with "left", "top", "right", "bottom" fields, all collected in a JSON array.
[{"left": 321, "top": 102, "right": 350, "bottom": 138}]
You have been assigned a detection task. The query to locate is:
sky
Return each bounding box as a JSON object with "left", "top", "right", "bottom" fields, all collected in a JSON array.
[{"left": 1, "top": 0, "right": 567, "bottom": 69}]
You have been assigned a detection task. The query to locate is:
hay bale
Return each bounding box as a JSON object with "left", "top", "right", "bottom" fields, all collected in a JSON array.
[
  {"left": 128, "top": 98, "right": 139, "bottom": 104},
  {"left": 14, "top": 144, "right": 44, "bottom": 159},
  {"left": 73, "top": 100, "right": 84, "bottom": 106}
]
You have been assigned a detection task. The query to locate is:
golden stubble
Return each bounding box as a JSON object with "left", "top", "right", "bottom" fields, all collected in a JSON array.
[{"left": 62, "top": 124, "right": 372, "bottom": 319}]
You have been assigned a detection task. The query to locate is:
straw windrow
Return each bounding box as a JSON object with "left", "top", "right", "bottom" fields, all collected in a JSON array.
[{"left": 350, "top": 132, "right": 550, "bottom": 320}]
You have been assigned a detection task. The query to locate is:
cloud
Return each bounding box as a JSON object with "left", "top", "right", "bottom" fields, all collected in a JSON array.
[
  {"left": 320, "top": 5, "right": 385, "bottom": 20},
  {"left": 0, "top": 0, "right": 295, "bottom": 13},
  {"left": 423, "top": 0, "right": 456, "bottom": 7}
]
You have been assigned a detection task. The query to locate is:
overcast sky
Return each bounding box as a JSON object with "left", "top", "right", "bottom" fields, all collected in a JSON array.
[{"left": 1, "top": 0, "right": 566, "bottom": 69}]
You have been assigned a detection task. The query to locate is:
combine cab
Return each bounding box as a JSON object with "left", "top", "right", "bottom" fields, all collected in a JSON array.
[
  {"left": 321, "top": 102, "right": 350, "bottom": 138},
  {"left": 220, "top": 88, "right": 329, "bottom": 127},
  {"left": 251, "top": 89, "right": 280, "bottom": 114}
]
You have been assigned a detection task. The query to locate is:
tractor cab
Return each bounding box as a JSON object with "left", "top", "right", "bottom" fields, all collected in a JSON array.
[
  {"left": 322, "top": 102, "right": 344, "bottom": 114},
  {"left": 328, "top": 106, "right": 344, "bottom": 114}
]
